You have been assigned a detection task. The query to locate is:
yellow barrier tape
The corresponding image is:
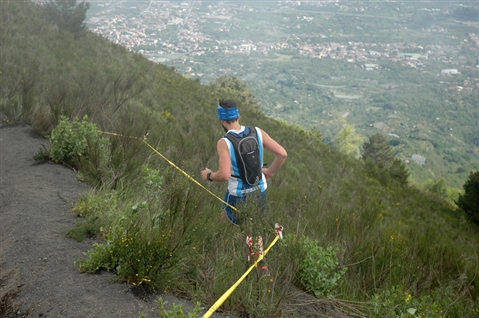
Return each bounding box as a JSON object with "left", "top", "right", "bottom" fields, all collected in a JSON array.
[
  {"left": 203, "top": 234, "right": 281, "bottom": 318},
  {"left": 98, "top": 130, "right": 239, "bottom": 212}
]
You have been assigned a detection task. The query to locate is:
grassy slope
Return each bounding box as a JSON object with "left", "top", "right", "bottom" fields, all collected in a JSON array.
[{"left": 1, "top": 1, "right": 478, "bottom": 316}]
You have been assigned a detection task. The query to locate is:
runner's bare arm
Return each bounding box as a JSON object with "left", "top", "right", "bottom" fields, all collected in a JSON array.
[
  {"left": 260, "top": 129, "right": 287, "bottom": 180},
  {"left": 201, "top": 139, "right": 231, "bottom": 182}
]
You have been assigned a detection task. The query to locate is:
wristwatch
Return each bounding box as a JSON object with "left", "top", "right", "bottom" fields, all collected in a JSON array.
[{"left": 207, "top": 172, "right": 213, "bottom": 181}]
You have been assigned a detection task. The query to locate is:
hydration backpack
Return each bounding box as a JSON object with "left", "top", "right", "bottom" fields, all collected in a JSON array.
[{"left": 225, "top": 126, "right": 262, "bottom": 185}]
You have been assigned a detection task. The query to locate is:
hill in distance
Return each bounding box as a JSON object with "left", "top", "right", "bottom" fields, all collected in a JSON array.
[{"left": 85, "top": 0, "right": 479, "bottom": 189}]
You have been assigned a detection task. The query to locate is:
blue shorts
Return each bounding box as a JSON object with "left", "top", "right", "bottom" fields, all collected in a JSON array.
[{"left": 223, "top": 190, "right": 267, "bottom": 225}]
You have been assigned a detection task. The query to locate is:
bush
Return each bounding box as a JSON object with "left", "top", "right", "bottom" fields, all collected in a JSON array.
[
  {"left": 157, "top": 297, "right": 202, "bottom": 318},
  {"left": 75, "top": 175, "right": 206, "bottom": 292},
  {"left": 456, "top": 171, "right": 479, "bottom": 225},
  {"left": 75, "top": 197, "right": 178, "bottom": 285},
  {"left": 370, "top": 285, "right": 475, "bottom": 317},
  {"left": 49, "top": 115, "right": 108, "bottom": 167},
  {"left": 296, "top": 236, "right": 347, "bottom": 298}
]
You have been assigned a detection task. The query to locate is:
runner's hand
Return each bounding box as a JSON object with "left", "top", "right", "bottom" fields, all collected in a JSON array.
[{"left": 201, "top": 168, "right": 212, "bottom": 181}]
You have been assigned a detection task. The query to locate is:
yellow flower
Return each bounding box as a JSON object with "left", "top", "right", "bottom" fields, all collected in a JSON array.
[{"left": 405, "top": 293, "right": 411, "bottom": 303}]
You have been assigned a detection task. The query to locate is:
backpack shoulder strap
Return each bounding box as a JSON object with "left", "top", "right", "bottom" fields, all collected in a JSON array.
[{"left": 248, "top": 126, "right": 256, "bottom": 138}]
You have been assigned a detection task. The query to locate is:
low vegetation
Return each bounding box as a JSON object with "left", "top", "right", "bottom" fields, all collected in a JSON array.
[{"left": 1, "top": 1, "right": 478, "bottom": 317}]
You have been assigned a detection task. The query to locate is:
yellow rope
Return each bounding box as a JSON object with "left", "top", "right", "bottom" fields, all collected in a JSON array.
[
  {"left": 99, "top": 130, "right": 239, "bottom": 212},
  {"left": 203, "top": 234, "right": 281, "bottom": 318}
]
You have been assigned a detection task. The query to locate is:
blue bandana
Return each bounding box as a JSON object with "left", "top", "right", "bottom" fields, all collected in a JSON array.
[{"left": 217, "top": 105, "right": 240, "bottom": 121}]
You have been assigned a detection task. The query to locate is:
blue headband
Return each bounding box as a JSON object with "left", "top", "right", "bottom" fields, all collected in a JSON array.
[{"left": 217, "top": 105, "right": 240, "bottom": 121}]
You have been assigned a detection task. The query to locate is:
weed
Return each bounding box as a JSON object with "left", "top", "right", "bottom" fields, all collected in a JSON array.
[
  {"left": 139, "top": 297, "right": 202, "bottom": 318},
  {"left": 370, "top": 285, "right": 475, "bottom": 317},
  {"left": 33, "top": 144, "right": 50, "bottom": 162},
  {"left": 65, "top": 217, "right": 100, "bottom": 241}
]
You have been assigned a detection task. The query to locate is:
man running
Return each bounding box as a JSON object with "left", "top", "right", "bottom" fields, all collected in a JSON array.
[
  {"left": 201, "top": 99, "right": 287, "bottom": 225},
  {"left": 201, "top": 99, "right": 287, "bottom": 275}
]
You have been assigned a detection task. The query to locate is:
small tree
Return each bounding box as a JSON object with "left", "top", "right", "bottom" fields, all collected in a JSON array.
[
  {"left": 362, "top": 133, "right": 394, "bottom": 168},
  {"left": 362, "top": 133, "right": 409, "bottom": 186},
  {"left": 456, "top": 171, "right": 479, "bottom": 225},
  {"left": 45, "top": 0, "right": 90, "bottom": 38},
  {"left": 388, "top": 158, "right": 410, "bottom": 186},
  {"left": 210, "top": 75, "right": 258, "bottom": 108},
  {"left": 335, "top": 124, "right": 363, "bottom": 158}
]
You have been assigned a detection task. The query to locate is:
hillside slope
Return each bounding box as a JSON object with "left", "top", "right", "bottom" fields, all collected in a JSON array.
[
  {"left": 0, "top": 120, "right": 235, "bottom": 318},
  {"left": 1, "top": 1, "right": 478, "bottom": 317}
]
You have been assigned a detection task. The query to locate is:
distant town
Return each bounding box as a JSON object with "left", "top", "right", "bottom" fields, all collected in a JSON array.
[{"left": 85, "top": 1, "right": 479, "bottom": 91}]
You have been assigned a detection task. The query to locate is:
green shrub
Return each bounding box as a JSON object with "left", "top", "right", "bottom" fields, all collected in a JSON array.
[
  {"left": 456, "top": 171, "right": 479, "bottom": 225},
  {"left": 139, "top": 297, "right": 202, "bottom": 318},
  {"left": 65, "top": 216, "right": 101, "bottom": 241},
  {"left": 76, "top": 202, "right": 177, "bottom": 288},
  {"left": 49, "top": 115, "right": 108, "bottom": 167},
  {"left": 297, "top": 236, "right": 347, "bottom": 298},
  {"left": 75, "top": 176, "right": 206, "bottom": 292},
  {"left": 157, "top": 297, "right": 202, "bottom": 318},
  {"left": 369, "top": 285, "right": 475, "bottom": 317}
]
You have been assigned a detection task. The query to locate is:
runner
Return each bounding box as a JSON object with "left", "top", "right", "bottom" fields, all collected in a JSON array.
[{"left": 201, "top": 99, "right": 287, "bottom": 274}]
